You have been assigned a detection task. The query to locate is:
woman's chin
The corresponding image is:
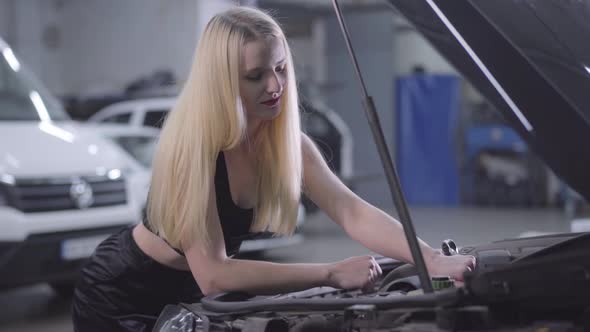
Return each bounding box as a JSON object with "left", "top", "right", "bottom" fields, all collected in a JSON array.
[{"left": 256, "top": 107, "right": 281, "bottom": 120}]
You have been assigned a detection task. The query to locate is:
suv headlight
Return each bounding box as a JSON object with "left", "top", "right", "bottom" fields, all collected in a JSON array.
[{"left": 95, "top": 167, "right": 135, "bottom": 180}]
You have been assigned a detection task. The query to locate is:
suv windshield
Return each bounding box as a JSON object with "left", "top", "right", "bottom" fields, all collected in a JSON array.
[{"left": 0, "top": 44, "right": 69, "bottom": 121}]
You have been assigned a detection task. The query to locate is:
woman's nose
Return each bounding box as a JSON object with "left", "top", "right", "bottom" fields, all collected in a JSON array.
[{"left": 266, "top": 72, "right": 282, "bottom": 94}]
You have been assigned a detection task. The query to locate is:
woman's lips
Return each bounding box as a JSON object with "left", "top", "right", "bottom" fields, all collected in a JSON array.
[{"left": 261, "top": 97, "right": 280, "bottom": 107}]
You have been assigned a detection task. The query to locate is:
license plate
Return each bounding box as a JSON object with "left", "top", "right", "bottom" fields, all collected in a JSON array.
[{"left": 60, "top": 234, "right": 108, "bottom": 261}]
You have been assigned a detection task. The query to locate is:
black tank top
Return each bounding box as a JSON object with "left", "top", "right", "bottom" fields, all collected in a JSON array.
[{"left": 143, "top": 152, "right": 255, "bottom": 257}]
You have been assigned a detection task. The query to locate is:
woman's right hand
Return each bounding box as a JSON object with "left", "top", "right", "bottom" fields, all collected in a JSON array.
[{"left": 326, "top": 256, "right": 382, "bottom": 291}]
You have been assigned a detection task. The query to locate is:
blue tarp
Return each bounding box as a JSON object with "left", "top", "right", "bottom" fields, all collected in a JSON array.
[{"left": 395, "top": 74, "right": 460, "bottom": 205}]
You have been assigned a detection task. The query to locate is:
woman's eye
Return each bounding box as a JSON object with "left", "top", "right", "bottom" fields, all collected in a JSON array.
[
  {"left": 246, "top": 74, "right": 262, "bottom": 81},
  {"left": 246, "top": 65, "right": 285, "bottom": 81}
]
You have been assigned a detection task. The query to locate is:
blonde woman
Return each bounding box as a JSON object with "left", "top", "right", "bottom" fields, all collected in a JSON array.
[{"left": 72, "top": 6, "right": 475, "bottom": 332}]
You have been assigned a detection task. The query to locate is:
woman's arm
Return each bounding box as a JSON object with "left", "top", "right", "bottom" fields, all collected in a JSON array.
[
  {"left": 183, "top": 180, "right": 379, "bottom": 296},
  {"left": 301, "top": 134, "right": 475, "bottom": 280}
]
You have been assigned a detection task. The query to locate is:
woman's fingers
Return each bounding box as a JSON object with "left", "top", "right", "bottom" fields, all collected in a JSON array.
[
  {"left": 332, "top": 255, "right": 384, "bottom": 291},
  {"left": 470, "top": 256, "right": 477, "bottom": 269},
  {"left": 375, "top": 259, "right": 383, "bottom": 276}
]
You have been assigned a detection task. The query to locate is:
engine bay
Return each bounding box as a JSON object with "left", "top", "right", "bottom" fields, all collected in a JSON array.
[{"left": 153, "top": 233, "right": 590, "bottom": 331}]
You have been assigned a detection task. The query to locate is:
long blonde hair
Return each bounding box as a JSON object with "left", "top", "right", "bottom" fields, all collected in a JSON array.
[{"left": 147, "top": 7, "right": 302, "bottom": 249}]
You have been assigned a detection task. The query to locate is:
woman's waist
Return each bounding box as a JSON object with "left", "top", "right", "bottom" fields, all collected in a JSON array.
[{"left": 132, "top": 224, "right": 191, "bottom": 271}]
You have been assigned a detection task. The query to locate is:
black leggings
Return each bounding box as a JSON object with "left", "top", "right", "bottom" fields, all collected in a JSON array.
[{"left": 72, "top": 226, "right": 202, "bottom": 332}]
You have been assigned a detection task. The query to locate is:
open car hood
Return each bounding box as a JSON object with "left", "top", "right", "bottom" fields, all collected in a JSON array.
[{"left": 388, "top": 0, "right": 590, "bottom": 201}]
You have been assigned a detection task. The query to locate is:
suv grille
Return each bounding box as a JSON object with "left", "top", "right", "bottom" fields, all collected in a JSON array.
[{"left": 5, "top": 175, "right": 127, "bottom": 213}]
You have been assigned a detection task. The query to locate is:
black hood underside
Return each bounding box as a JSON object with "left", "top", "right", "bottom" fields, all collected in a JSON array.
[{"left": 388, "top": 0, "right": 590, "bottom": 201}]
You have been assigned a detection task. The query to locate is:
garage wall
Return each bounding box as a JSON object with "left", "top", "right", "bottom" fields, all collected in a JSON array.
[
  {"left": 390, "top": 13, "right": 458, "bottom": 163},
  {"left": 0, "top": 0, "right": 16, "bottom": 45},
  {"left": 390, "top": 16, "right": 486, "bottom": 112},
  {"left": 310, "top": 10, "right": 458, "bottom": 208},
  {"left": 391, "top": 15, "right": 456, "bottom": 76},
  {"left": 322, "top": 11, "right": 396, "bottom": 208},
  {"left": 49, "top": 0, "right": 200, "bottom": 96},
  {"left": 2, "top": 0, "right": 236, "bottom": 96}
]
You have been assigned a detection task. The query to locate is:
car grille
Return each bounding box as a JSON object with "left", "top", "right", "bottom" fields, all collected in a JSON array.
[{"left": 5, "top": 175, "right": 127, "bottom": 213}]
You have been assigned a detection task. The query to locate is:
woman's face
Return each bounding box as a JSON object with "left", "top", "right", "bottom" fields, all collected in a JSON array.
[{"left": 239, "top": 36, "right": 287, "bottom": 122}]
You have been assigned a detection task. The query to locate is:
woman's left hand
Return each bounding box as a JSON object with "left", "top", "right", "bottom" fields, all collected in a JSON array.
[{"left": 425, "top": 252, "right": 476, "bottom": 281}]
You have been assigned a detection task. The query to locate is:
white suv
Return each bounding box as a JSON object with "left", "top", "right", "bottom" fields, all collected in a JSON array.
[
  {"left": 0, "top": 38, "right": 143, "bottom": 294},
  {"left": 87, "top": 97, "right": 172, "bottom": 129}
]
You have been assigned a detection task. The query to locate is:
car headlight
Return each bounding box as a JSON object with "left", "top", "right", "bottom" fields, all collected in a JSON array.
[
  {"left": 95, "top": 167, "right": 135, "bottom": 180},
  {"left": 107, "top": 168, "right": 123, "bottom": 180}
]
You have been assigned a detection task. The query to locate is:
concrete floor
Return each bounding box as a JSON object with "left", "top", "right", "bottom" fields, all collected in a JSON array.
[{"left": 0, "top": 206, "right": 571, "bottom": 332}]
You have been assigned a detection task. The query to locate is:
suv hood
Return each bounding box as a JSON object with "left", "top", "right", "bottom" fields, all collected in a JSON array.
[
  {"left": 0, "top": 121, "right": 131, "bottom": 177},
  {"left": 388, "top": 0, "right": 590, "bottom": 201}
]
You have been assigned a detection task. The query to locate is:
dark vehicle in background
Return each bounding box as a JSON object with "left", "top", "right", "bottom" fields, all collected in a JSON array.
[{"left": 151, "top": 1, "right": 590, "bottom": 331}]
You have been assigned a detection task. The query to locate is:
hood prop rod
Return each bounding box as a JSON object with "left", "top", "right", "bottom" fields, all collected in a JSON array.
[{"left": 330, "top": 0, "right": 434, "bottom": 293}]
